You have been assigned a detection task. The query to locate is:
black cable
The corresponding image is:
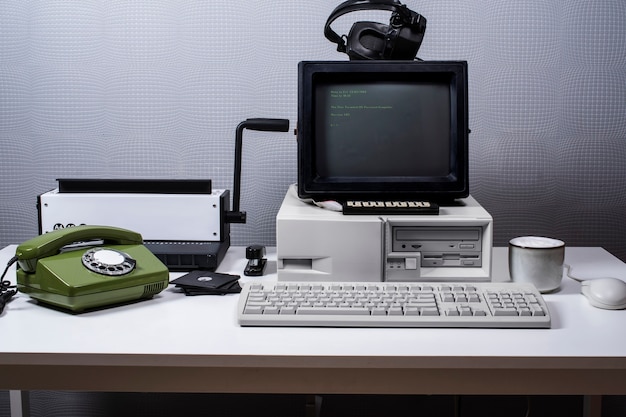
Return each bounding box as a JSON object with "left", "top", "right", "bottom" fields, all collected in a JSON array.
[{"left": 0, "top": 256, "right": 18, "bottom": 315}]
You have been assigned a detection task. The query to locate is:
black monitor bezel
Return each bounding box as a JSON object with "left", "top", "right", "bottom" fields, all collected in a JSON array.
[{"left": 297, "top": 60, "right": 469, "bottom": 203}]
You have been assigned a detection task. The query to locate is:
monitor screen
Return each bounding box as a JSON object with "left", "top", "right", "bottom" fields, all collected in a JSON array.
[{"left": 297, "top": 60, "right": 469, "bottom": 203}]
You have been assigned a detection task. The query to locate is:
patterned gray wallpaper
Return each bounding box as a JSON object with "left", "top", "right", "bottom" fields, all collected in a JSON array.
[{"left": 1, "top": 0, "right": 625, "bottom": 263}]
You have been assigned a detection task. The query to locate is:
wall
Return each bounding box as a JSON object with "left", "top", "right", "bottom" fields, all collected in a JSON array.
[{"left": 1, "top": 0, "right": 625, "bottom": 260}]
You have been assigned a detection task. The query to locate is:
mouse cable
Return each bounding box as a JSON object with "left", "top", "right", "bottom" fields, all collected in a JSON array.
[
  {"left": 564, "top": 263, "right": 621, "bottom": 283},
  {"left": 0, "top": 256, "right": 18, "bottom": 315}
]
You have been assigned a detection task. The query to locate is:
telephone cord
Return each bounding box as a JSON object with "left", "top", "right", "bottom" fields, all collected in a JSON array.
[{"left": 0, "top": 256, "right": 18, "bottom": 315}]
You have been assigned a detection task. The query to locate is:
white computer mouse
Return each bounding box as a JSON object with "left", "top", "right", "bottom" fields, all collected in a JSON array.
[{"left": 581, "top": 278, "right": 626, "bottom": 310}]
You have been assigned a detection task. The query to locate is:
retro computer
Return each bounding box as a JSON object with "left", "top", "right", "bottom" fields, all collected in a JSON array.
[{"left": 276, "top": 60, "right": 493, "bottom": 283}]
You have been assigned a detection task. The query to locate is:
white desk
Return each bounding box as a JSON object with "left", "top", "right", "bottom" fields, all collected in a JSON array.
[{"left": 1, "top": 245, "right": 626, "bottom": 415}]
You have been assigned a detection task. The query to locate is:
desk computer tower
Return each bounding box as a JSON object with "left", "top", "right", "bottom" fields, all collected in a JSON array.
[{"left": 276, "top": 185, "right": 493, "bottom": 283}]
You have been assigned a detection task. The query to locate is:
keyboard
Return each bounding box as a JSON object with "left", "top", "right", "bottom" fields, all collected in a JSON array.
[
  {"left": 237, "top": 281, "right": 551, "bottom": 328},
  {"left": 343, "top": 200, "right": 439, "bottom": 215}
]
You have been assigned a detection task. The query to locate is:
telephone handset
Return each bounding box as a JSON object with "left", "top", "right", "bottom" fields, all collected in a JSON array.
[
  {"left": 16, "top": 225, "right": 169, "bottom": 312},
  {"left": 17, "top": 225, "right": 144, "bottom": 273}
]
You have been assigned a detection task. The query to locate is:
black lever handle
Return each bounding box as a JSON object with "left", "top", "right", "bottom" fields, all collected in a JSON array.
[
  {"left": 241, "top": 118, "right": 290, "bottom": 132},
  {"left": 226, "top": 118, "right": 290, "bottom": 224}
]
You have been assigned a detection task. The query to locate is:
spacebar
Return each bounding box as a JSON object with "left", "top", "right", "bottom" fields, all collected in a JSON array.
[{"left": 296, "top": 307, "right": 371, "bottom": 315}]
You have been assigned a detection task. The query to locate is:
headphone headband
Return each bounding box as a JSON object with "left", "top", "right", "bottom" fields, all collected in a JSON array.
[{"left": 324, "top": 0, "right": 423, "bottom": 54}]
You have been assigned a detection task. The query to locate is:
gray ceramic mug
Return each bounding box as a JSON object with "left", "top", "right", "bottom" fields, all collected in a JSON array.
[{"left": 509, "top": 236, "right": 565, "bottom": 293}]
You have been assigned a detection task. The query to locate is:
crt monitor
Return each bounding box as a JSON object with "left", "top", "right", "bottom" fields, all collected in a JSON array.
[{"left": 297, "top": 60, "right": 469, "bottom": 203}]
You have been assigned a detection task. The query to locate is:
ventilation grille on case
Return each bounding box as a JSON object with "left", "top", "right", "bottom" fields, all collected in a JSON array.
[
  {"left": 142, "top": 281, "right": 167, "bottom": 297},
  {"left": 155, "top": 253, "right": 216, "bottom": 270}
]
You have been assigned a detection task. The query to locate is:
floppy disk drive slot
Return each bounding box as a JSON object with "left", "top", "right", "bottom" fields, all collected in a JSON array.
[{"left": 421, "top": 252, "right": 481, "bottom": 267}]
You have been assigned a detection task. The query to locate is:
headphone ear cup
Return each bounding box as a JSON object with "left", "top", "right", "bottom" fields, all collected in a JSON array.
[
  {"left": 388, "top": 26, "right": 424, "bottom": 59},
  {"left": 345, "top": 21, "right": 391, "bottom": 60}
]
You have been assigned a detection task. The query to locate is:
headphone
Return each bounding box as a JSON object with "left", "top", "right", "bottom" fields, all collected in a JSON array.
[{"left": 324, "top": 0, "right": 427, "bottom": 60}]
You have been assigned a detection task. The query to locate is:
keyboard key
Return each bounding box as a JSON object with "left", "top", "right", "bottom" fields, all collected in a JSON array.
[
  {"left": 493, "top": 308, "right": 519, "bottom": 316},
  {"left": 296, "top": 307, "right": 370, "bottom": 316}
]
